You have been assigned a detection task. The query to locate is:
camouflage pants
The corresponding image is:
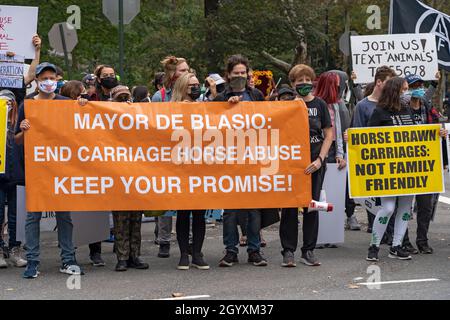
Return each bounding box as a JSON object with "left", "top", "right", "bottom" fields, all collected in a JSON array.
[{"left": 113, "top": 211, "right": 143, "bottom": 261}]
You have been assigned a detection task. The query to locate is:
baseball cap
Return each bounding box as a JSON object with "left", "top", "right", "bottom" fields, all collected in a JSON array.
[
  {"left": 82, "top": 74, "right": 96, "bottom": 86},
  {"left": 0, "top": 89, "right": 16, "bottom": 101},
  {"left": 405, "top": 74, "right": 424, "bottom": 85},
  {"left": 111, "top": 85, "right": 131, "bottom": 100},
  {"left": 278, "top": 87, "right": 296, "bottom": 97},
  {"left": 36, "top": 62, "right": 57, "bottom": 76}
]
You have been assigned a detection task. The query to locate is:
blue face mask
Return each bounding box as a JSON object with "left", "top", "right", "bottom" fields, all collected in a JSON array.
[{"left": 409, "top": 88, "right": 426, "bottom": 99}]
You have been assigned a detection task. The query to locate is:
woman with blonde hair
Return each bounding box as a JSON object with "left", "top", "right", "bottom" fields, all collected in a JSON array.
[{"left": 171, "top": 72, "right": 207, "bottom": 270}]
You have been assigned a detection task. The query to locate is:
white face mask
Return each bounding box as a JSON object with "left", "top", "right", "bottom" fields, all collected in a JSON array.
[{"left": 38, "top": 79, "right": 57, "bottom": 94}]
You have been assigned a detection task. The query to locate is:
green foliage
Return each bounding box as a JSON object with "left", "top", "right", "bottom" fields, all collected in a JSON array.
[{"left": 2, "top": 0, "right": 448, "bottom": 89}]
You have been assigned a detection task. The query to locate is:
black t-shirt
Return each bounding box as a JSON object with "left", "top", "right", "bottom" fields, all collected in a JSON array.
[
  {"left": 306, "top": 97, "right": 332, "bottom": 160},
  {"left": 410, "top": 107, "right": 425, "bottom": 124},
  {"left": 368, "top": 106, "right": 416, "bottom": 127}
]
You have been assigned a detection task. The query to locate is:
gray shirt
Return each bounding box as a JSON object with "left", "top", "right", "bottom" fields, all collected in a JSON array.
[{"left": 351, "top": 97, "right": 377, "bottom": 128}]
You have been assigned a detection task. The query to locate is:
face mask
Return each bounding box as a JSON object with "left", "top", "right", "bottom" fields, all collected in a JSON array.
[
  {"left": 188, "top": 86, "right": 201, "bottom": 101},
  {"left": 410, "top": 88, "right": 426, "bottom": 99},
  {"left": 295, "top": 83, "right": 313, "bottom": 97},
  {"left": 80, "top": 94, "right": 90, "bottom": 100},
  {"left": 229, "top": 76, "right": 247, "bottom": 91},
  {"left": 100, "top": 77, "right": 118, "bottom": 89},
  {"left": 38, "top": 80, "right": 57, "bottom": 94}
]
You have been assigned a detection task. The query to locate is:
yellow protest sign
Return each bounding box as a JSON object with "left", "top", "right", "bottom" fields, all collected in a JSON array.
[
  {"left": 348, "top": 124, "right": 444, "bottom": 198},
  {"left": 0, "top": 99, "right": 7, "bottom": 174}
]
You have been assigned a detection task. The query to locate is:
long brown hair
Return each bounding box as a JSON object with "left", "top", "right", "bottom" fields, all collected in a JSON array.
[
  {"left": 377, "top": 77, "right": 407, "bottom": 112},
  {"left": 60, "top": 80, "right": 84, "bottom": 99}
]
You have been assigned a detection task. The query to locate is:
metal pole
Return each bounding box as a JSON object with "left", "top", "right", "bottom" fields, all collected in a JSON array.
[
  {"left": 59, "top": 23, "right": 72, "bottom": 79},
  {"left": 118, "top": 0, "right": 124, "bottom": 82}
]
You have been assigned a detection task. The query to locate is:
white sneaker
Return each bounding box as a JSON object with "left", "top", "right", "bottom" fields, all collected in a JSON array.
[
  {"left": 9, "top": 247, "right": 27, "bottom": 267},
  {"left": 0, "top": 248, "right": 7, "bottom": 268}
]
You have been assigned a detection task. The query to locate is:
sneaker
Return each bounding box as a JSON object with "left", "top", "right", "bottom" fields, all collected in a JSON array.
[
  {"left": 281, "top": 250, "right": 296, "bottom": 267},
  {"left": 0, "top": 247, "right": 7, "bottom": 268},
  {"left": 219, "top": 251, "right": 238, "bottom": 267},
  {"left": 402, "top": 243, "right": 419, "bottom": 255},
  {"left": 300, "top": 250, "right": 321, "bottom": 266},
  {"left": 248, "top": 251, "right": 267, "bottom": 266},
  {"left": 60, "top": 261, "right": 84, "bottom": 275},
  {"left": 366, "top": 245, "right": 380, "bottom": 262},
  {"left": 115, "top": 260, "right": 128, "bottom": 272},
  {"left": 177, "top": 254, "right": 190, "bottom": 270},
  {"left": 158, "top": 243, "right": 170, "bottom": 258},
  {"left": 127, "top": 257, "right": 149, "bottom": 269},
  {"left": 346, "top": 216, "right": 361, "bottom": 231},
  {"left": 192, "top": 253, "right": 210, "bottom": 270},
  {"left": 388, "top": 246, "right": 412, "bottom": 260},
  {"left": 90, "top": 253, "right": 105, "bottom": 267},
  {"left": 23, "top": 261, "right": 40, "bottom": 279},
  {"left": 9, "top": 246, "right": 27, "bottom": 267},
  {"left": 417, "top": 243, "right": 434, "bottom": 254}
]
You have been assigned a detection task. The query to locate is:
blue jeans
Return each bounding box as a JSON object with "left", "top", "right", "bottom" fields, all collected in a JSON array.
[
  {"left": 25, "top": 211, "right": 75, "bottom": 264},
  {"left": 223, "top": 209, "right": 261, "bottom": 254},
  {"left": 0, "top": 183, "right": 20, "bottom": 248}
]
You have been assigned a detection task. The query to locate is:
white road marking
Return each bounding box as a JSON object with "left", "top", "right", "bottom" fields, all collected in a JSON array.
[
  {"left": 358, "top": 278, "right": 440, "bottom": 286},
  {"left": 439, "top": 196, "right": 450, "bottom": 205},
  {"left": 156, "top": 295, "right": 211, "bottom": 300}
]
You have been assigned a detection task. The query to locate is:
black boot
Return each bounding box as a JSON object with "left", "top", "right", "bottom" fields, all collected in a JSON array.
[
  {"left": 115, "top": 260, "right": 128, "bottom": 272},
  {"left": 127, "top": 257, "right": 149, "bottom": 269},
  {"left": 158, "top": 243, "right": 170, "bottom": 258}
]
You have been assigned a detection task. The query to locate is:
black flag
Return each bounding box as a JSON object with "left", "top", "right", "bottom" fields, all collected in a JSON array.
[{"left": 390, "top": 0, "right": 450, "bottom": 71}]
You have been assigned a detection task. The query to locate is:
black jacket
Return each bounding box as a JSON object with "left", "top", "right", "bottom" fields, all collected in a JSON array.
[{"left": 214, "top": 85, "right": 265, "bottom": 102}]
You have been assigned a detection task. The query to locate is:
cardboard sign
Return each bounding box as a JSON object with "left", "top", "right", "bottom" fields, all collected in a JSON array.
[
  {"left": 348, "top": 125, "right": 444, "bottom": 198},
  {"left": 351, "top": 33, "right": 439, "bottom": 84},
  {"left": 253, "top": 70, "right": 274, "bottom": 98},
  {"left": 16, "top": 186, "right": 110, "bottom": 246},
  {"left": 317, "top": 164, "right": 346, "bottom": 245},
  {"left": 0, "top": 5, "right": 38, "bottom": 59},
  {"left": 0, "top": 53, "right": 24, "bottom": 88},
  {"left": 24, "top": 100, "right": 312, "bottom": 212}
]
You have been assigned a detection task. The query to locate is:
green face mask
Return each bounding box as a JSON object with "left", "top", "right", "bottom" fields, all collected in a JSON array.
[
  {"left": 229, "top": 76, "right": 247, "bottom": 91},
  {"left": 295, "top": 83, "right": 313, "bottom": 97}
]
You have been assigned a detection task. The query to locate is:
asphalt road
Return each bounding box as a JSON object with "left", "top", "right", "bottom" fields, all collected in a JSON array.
[{"left": 1, "top": 191, "right": 450, "bottom": 300}]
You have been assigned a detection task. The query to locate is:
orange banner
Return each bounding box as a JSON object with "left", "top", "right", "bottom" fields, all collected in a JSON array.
[{"left": 24, "top": 100, "right": 311, "bottom": 212}]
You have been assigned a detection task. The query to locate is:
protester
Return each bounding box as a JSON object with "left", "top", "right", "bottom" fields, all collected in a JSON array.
[
  {"left": 351, "top": 66, "right": 397, "bottom": 233},
  {"left": 151, "top": 56, "right": 189, "bottom": 259},
  {"left": 278, "top": 64, "right": 333, "bottom": 267},
  {"left": 365, "top": 76, "right": 446, "bottom": 262},
  {"left": 108, "top": 85, "right": 149, "bottom": 272},
  {"left": 132, "top": 86, "right": 151, "bottom": 103},
  {"left": 60, "top": 80, "right": 88, "bottom": 100},
  {"left": 93, "top": 65, "right": 120, "bottom": 101},
  {"left": 169, "top": 73, "right": 209, "bottom": 270},
  {"left": 152, "top": 72, "right": 165, "bottom": 94},
  {"left": 152, "top": 56, "right": 189, "bottom": 102},
  {"left": 55, "top": 66, "right": 66, "bottom": 94},
  {"left": 317, "top": 71, "right": 357, "bottom": 232},
  {"left": 85, "top": 64, "right": 121, "bottom": 266},
  {"left": 15, "top": 63, "right": 82, "bottom": 278},
  {"left": 201, "top": 73, "right": 226, "bottom": 101},
  {"left": 82, "top": 74, "right": 97, "bottom": 99},
  {"left": 0, "top": 90, "right": 27, "bottom": 269},
  {"left": 214, "top": 54, "right": 268, "bottom": 267}
]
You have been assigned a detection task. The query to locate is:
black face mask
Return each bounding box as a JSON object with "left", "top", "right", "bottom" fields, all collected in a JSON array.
[
  {"left": 189, "top": 86, "right": 201, "bottom": 101},
  {"left": 80, "top": 94, "right": 91, "bottom": 100},
  {"left": 100, "top": 77, "right": 118, "bottom": 89},
  {"left": 216, "top": 83, "right": 226, "bottom": 93}
]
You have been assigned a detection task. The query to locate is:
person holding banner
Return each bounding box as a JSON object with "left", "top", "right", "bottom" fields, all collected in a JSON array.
[
  {"left": 351, "top": 66, "right": 397, "bottom": 233},
  {"left": 151, "top": 56, "right": 190, "bottom": 259},
  {"left": 279, "top": 64, "right": 333, "bottom": 267},
  {"left": 214, "top": 54, "right": 267, "bottom": 267},
  {"left": 0, "top": 90, "right": 27, "bottom": 269},
  {"left": 402, "top": 81, "right": 447, "bottom": 254},
  {"left": 108, "top": 86, "right": 149, "bottom": 272},
  {"left": 170, "top": 72, "right": 209, "bottom": 270},
  {"left": 365, "top": 76, "right": 446, "bottom": 262},
  {"left": 93, "top": 65, "right": 120, "bottom": 102},
  {"left": 15, "top": 62, "right": 82, "bottom": 278}
]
